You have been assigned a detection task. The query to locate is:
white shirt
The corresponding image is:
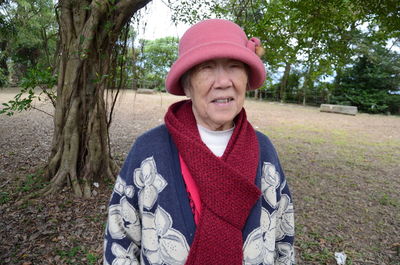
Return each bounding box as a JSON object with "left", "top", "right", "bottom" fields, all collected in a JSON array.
[{"left": 197, "top": 124, "right": 234, "bottom": 157}]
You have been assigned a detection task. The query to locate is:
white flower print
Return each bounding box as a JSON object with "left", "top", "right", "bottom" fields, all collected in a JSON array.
[
  {"left": 261, "top": 162, "right": 280, "bottom": 209},
  {"left": 276, "top": 242, "right": 295, "bottom": 265},
  {"left": 142, "top": 206, "right": 190, "bottom": 265},
  {"left": 108, "top": 197, "right": 141, "bottom": 243},
  {"left": 243, "top": 227, "right": 264, "bottom": 265},
  {"left": 134, "top": 157, "right": 167, "bottom": 210},
  {"left": 261, "top": 207, "right": 276, "bottom": 265},
  {"left": 111, "top": 242, "right": 139, "bottom": 265},
  {"left": 275, "top": 194, "right": 295, "bottom": 241},
  {"left": 243, "top": 207, "right": 281, "bottom": 265},
  {"left": 114, "top": 175, "right": 135, "bottom": 198}
]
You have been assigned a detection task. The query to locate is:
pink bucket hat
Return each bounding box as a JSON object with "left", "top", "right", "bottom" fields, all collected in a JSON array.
[{"left": 165, "top": 19, "right": 266, "bottom": 95}]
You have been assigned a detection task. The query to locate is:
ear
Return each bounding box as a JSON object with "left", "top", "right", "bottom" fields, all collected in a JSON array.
[{"left": 183, "top": 86, "right": 192, "bottom": 98}]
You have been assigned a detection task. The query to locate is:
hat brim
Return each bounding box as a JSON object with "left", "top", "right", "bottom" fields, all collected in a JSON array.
[{"left": 166, "top": 41, "right": 266, "bottom": 96}]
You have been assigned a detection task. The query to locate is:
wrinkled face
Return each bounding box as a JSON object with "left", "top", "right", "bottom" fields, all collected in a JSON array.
[{"left": 184, "top": 58, "right": 248, "bottom": 131}]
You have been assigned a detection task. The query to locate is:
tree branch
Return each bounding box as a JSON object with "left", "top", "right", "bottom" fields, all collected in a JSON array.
[
  {"left": 114, "top": 0, "right": 152, "bottom": 32},
  {"left": 31, "top": 106, "right": 54, "bottom": 117}
]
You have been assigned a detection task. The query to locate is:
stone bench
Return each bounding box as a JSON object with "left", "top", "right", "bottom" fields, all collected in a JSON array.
[
  {"left": 136, "top": 88, "right": 156, "bottom": 94},
  {"left": 320, "top": 104, "right": 358, "bottom": 116}
]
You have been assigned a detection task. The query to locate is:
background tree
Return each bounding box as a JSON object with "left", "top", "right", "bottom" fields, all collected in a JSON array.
[
  {"left": 0, "top": 0, "right": 58, "bottom": 84},
  {"left": 134, "top": 36, "right": 178, "bottom": 90},
  {"left": 332, "top": 36, "right": 400, "bottom": 113},
  {"left": 0, "top": 0, "right": 59, "bottom": 116},
  {"left": 0, "top": 17, "right": 11, "bottom": 86},
  {"left": 0, "top": 0, "right": 14, "bottom": 86}
]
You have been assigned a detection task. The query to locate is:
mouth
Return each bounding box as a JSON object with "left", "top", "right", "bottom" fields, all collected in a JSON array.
[{"left": 211, "top": 97, "right": 234, "bottom": 103}]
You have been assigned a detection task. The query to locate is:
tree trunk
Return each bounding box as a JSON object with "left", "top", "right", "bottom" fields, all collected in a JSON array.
[
  {"left": 43, "top": 0, "right": 151, "bottom": 197},
  {"left": 279, "top": 62, "right": 291, "bottom": 103},
  {"left": 302, "top": 75, "right": 308, "bottom": 106},
  {"left": 302, "top": 68, "right": 315, "bottom": 106}
]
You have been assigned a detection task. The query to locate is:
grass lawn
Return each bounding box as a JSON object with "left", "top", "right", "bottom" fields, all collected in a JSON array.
[{"left": 246, "top": 99, "right": 400, "bottom": 264}]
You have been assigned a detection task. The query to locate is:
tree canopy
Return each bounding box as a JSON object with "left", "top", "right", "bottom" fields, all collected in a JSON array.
[{"left": 169, "top": 0, "right": 400, "bottom": 112}]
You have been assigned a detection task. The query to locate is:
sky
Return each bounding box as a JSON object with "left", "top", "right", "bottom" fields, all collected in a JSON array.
[{"left": 135, "top": 0, "right": 190, "bottom": 40}]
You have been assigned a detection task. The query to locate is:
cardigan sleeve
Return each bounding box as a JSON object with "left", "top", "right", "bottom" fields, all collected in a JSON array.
[
  {"left": 103, "top": 142, "right": 143, "bottom": 265},
  {"left": 274, "top": 169, "right": 295, "bottom": 265},
  {"left": 256, "top": 131, "right": 295, "bottom": 265}
]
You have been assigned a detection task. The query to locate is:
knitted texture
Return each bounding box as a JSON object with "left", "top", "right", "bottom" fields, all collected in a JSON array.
[{"left": 164, "top": 100, "right": 261, "bottom": 265}]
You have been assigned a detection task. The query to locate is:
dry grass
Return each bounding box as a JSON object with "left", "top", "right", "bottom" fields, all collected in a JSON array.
[{"left": 0, "top": 88, "right": 399, "bottom": 264}]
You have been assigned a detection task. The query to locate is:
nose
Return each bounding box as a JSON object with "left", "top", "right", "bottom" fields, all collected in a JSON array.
[{"left": 213, "top": 65, "right": 232, "bottom": 89}]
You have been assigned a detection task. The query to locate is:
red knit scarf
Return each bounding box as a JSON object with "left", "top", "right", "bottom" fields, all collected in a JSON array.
[{"left": 164, "top": 100, "right": 261, "bottom": 265}]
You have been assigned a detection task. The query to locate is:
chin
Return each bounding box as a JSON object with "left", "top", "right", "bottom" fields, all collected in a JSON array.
[{"left": 212, "top": 116, "right": 235, "bottom": 127}]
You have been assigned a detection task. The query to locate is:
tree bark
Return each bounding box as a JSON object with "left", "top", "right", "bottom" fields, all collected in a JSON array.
[{"left": 43, "top": 0, "right": 151, "bottom": 197}]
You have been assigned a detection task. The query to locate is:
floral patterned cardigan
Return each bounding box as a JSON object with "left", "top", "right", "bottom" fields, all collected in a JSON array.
[{"left": 103, "top": 125, "right": 295, "bottom": 265}]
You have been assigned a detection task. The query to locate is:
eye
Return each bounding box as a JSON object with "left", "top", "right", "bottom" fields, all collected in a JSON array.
[
  {"left": 199, "top": 62, "right": 214, "bottom": 70},
  {"left": 229, "top": 61, "right": 245, "bottom": 69}
]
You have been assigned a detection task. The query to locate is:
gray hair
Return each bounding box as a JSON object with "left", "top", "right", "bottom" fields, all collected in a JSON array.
[{"left": 180, "top": 70, "right": 192, "bottom": 96}]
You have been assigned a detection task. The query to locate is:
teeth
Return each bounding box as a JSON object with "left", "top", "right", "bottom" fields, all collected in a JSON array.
[{"left": 214, "top": 98, "right": 231, "bottom": 103}]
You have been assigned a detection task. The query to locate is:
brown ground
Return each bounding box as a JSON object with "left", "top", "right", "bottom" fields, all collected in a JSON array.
[{"left": 0, "top": 88, "right": 399, "bottom": 264}]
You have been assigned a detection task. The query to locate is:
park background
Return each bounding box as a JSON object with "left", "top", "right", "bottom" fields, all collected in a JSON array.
[{"left": 0, "top": 0, "right": 399, "bottom": 264}]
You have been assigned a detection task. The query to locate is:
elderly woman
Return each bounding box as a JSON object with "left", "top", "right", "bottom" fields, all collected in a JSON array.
[{"left": 104, "top": 19, "right": 295, "bottom": 265}]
